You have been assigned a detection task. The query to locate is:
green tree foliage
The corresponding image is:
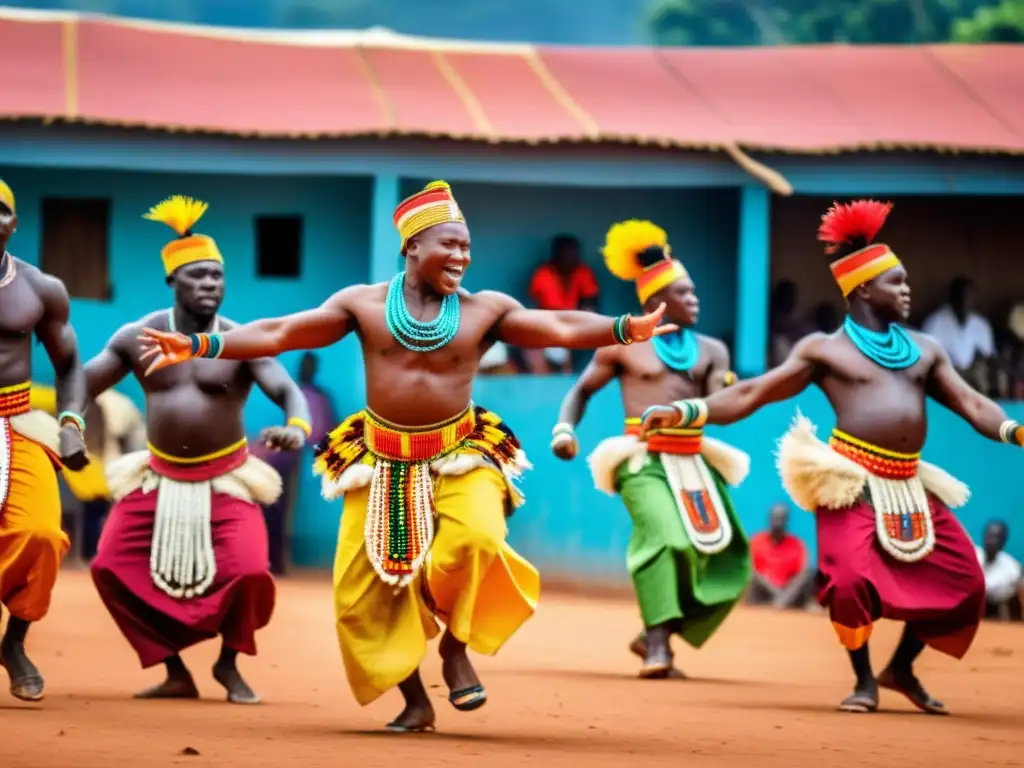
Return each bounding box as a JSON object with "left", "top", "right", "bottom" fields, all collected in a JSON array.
[{"left": 649, "top": 0, "right": 1024, "bottom": 45}]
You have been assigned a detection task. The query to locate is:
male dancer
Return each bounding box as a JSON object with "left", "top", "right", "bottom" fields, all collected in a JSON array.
[
  {"left": 86, "top": 196, "right": 310, "bottom": 704},
  {"left": 552, "top": 219, "right": 751, "bottom": 679},
  {"left": 641, "top": 200, "right": 992, "bottom": 714},
  {"left": 137, "top": 180, "right": 673, "bottom": 732},
  {"left": 0, "top": 179, "right": 88, "bottom": 701}
]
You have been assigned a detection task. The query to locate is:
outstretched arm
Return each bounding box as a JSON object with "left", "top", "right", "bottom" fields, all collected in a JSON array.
[
  {"left": 491, "top": 292, "right": 676, "bottom": 349},
  {"left": 640, "top": 334, "right": 823, "bottom": 433},
  {"left": 34, "top": 274, "right": 88, "bottom": 469},
  {"left": 249, "top": 356, "right": 313, "bottom": 450},
  {"left": 85, "top": 325, "right": 135, "bottom": 399},
  {"left": 138, "top": 289, "right": 356, "bottom": 375},
  {"left": 925, "top": 337, "right": 1019, "bottom": 444},
  {"left": 551, "top": 347, "right": 620, "bottom": 460}
]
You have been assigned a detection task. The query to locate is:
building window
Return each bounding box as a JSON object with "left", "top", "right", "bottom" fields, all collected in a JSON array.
[
  {"left": 40, "top": 197, "right": 111, "bottom": 300},
  {"left": 256, "top": 215, "right": 303, "bottom": 278}
]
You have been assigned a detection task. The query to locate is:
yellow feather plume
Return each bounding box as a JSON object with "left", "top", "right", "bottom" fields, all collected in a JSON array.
[
  {"left": 601, "top": 219, "right": 668, "bottom": 281},
  {"left": 143, "top": 195, "right": 209, "bottom": 237},
  {"left": 423, "top": 180, "right": 451, "bottom": 191}
]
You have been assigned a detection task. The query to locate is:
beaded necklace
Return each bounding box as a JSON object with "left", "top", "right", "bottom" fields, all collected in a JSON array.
[
  {"left": 652, "top": 327, "right": 700, "bottom": 372},
  {"left": 843, "top": 315, "right": 921, "bottom": 370},
  {"left": 0, "top": 252, "right": 15, "bottom": 290},
  {"left": 385, "top": 272, "right": 461, "bottom": 352}
]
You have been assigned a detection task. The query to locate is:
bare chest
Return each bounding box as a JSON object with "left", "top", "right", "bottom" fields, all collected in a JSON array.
[
  {"left": 137, "top": 352, "right": 250, "bottom": 397},
  {"left": 0, "top": 276, "right": 43, "bottom": 339},
  {"left": 357, "top": 301, "right": 490, "bottom": 372},
  {"left": 620, "top": 343, "right": 711, "bottom": 393}
]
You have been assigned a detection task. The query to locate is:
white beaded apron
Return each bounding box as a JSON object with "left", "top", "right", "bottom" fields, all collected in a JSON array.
[
  {"left": 658, "top": 452, "right": 734, "bottom": 556},
  {"left": 863, "top": 473, "right": 935, "bottom": 564},
  {"left": 148, "top": 311, "right": 221, "bottom": 600},
  {"left": 0, "top": 418, "right": 12, "bottom": 514}
]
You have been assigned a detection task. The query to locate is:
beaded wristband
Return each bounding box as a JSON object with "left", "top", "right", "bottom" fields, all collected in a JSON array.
[
  {"left": 669, "top": 398, "right": 708, "bottom": 429},
  {"left": 551, "top": 422, "right": 576, "bottom": 446},
  {"left": 189, "top": 332, "right": 224, "bottom": 359},
  {"left": 58, "top": 410, "right": 86, "bottom": 433},
  {"left": 998, "top": 420, "right": 1023, "bottom": 446},
  {"left": 611, "top": 315, "right": 633, "bottom": 345},
  {"left": 287, "top": 417, "right": 312, "bottom": 439}
]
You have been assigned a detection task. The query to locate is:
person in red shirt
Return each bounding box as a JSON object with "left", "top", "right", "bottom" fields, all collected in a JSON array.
[
  {"left": 525, "top": 235, "right": 600, "bottom": 373},
  {"left": 747, "top": 503, "right": 815, "bottom": 608}
]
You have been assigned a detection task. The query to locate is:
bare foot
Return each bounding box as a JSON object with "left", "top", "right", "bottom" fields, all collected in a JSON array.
[
  {"left": 630, "top": 632, "right": 685, "bottom": 679},
  {"left": 838, "top": 679, "right": 878, "bottom": 713},
  {"left": 134, "top": 674, "right": 200, "bottom": 700},
  {"left": 439, "top": 632, "right": 486, "bottom": 711},
  {"left": 213, "top": 662, "right": 261, "bottom": 705},
  {"left": 0, "top": 641, "right": 45, "bottom": 702},
  {"left": 878, "top": 666, "right": 947, "bottom": 715}
]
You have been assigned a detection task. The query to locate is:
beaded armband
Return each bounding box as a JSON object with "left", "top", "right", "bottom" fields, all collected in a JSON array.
[
  {"left": 189, "top": 333, "right": 224, "bottom": 359},
  {"left": 288, "top": 417, "right": 312, "bottom": 439},
  {"left": 551, "top": 422, "right": 576, "bottom": 447},
  {"left": 669, "top": 398, "right": 708, "bottom": 429},
  {"left": 998, "top": 420, "right": 1023, "bottom": 447},
  {"left": 722, "top": 370, "right": 737, "bottom": 387},
  {"left": 611, "top": 315, "right": 634, "bottom": 345},
  {"left": 58, "top": 410, "right": 86, "bottom": 434}
]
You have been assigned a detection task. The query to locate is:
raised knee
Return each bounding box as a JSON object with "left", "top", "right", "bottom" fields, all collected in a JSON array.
[
  {"left": 828, "top": 572, "right": 872, "bottom": 605},
  {"left": 22, "top": 523, "right": 66, "bottom": 556},
  {"left": 433, "top": 523, "right": 505, "bottom": 571}
]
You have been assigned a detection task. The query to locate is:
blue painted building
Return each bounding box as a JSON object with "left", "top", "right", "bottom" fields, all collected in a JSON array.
[{"left": 5, "top": 121, "right": 1024, "bottom": 576}]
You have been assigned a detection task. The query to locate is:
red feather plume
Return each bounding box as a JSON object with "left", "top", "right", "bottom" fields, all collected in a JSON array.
[{"left": 817, "top": 200, "right": 894, "bottom": 255}]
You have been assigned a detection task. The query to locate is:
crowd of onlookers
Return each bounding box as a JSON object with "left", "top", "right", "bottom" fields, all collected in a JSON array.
[{"left": 747, "top": 502, "right": 1024, "bottom": 623}]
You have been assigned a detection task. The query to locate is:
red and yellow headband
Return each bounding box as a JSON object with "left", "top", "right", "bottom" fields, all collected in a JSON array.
[
  {"left": 144, "top": 195, "right": 223, "bottom": 276},
  {"left": 0, "top": 179, "right": 14, "bottom": 214},
  {"left": 602, "top": 219, "right": 688, "bottom": 304},
  {"left": 829, "top": 243, "right": 901, "bottom": 298},
  {"left": 393, "top": 180, "right": 466, "bottom": 249}
]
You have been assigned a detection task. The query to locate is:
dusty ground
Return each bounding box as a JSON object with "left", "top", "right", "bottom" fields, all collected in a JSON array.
[{"left": 1, "top": 568, "right": 1022, "bottom": 768}]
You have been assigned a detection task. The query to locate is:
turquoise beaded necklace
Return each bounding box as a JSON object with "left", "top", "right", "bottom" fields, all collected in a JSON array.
[
  {"left": 843, "top": 315, "right": 921, "bottom": 370},
  {"left": 652, "top": 327, "right": 700, "bottom": 372},
  {"left": 385, "top": 271, "right": 461, "bottom": 352}
]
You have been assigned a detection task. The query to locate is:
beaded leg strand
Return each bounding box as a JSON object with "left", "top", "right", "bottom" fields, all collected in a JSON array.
[{"left": 829, "top": 429, "right": 935, "bottom": 564}]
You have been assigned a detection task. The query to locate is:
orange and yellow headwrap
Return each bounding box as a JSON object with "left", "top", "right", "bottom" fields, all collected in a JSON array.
[
  {"left": 393, "top": 180, "right": 466, "bottom": 250},
  {"left": 829, "top": 244, "right": 901, "bottom": 298},
  {"left": 602, "top": 219, "right": 688, "bottom": 305},
  {"left": 144, "top": 195, "right": 223, "bottom": 276},
  {"left": 0, "top": 179, "right": 14, "bottom": 214}
]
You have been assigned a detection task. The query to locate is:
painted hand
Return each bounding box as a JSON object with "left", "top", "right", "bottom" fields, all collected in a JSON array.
[
  {"left": 138, "top": 328, "right": 193, "bottom": 376},
  {"left": 637, "top": 405, "right": 682, "bottom": 439},
  {"left": 629, "top": 303, "right": 678, "bottom": 342},
  {"left": 59, "top": 424, "right": 89, "bottom": 471},
  {"left": 551, "top": 431, "right": 578, "bottom": 461},
  {"left": 260, "top": 425, "right": 306, "bottom": 452}
]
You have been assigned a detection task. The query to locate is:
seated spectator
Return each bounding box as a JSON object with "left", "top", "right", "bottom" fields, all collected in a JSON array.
[
  {"left": 976, "top": 519, "right": 1023, "bottom": 621},
  {"left": 769, "top": 280, "right": 809, "bottom": 366},
  {"left": 922, "top": 276, "right": 995, "bottom": 391},
  {"left": 746, "top": 503, "right": 815, "bottom": 609},
  {"left": 526, "top": 235, "right": 599, "bottom": 374}
]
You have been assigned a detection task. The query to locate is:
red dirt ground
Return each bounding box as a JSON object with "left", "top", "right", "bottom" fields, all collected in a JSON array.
[{"left": 1, "top": 568, "right": 1022, "bottom": 768}]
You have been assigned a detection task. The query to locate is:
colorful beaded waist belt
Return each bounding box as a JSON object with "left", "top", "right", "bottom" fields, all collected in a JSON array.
[
  {"left": 625, "top": 418, "right": 703, "bottom": 456},
  {"left": 364, "top": 407, "right": 476, "bottom": 462},
  {"left": 147, "top": 437, "right": 249, "bottom": 481},
  {"left": 0, "top": 382, "right": 31, "bottom": 418},
  {"left": 828, "top": 429, "right": 919, "bottom": 480}
]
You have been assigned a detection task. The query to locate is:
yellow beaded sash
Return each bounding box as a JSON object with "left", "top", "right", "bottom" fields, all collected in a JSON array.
[{"left": 829, "top": 429, "right": 934, "bottom": 563}]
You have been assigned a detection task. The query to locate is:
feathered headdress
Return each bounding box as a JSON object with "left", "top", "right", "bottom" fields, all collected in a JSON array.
[
  {"left": 144, "top": 195, "right": 223, "bottom": 276},
  {"left": 818, "top": 200, "right": 900, "bottom": 298},
  {"left": 393, "top": 180, "right": 466, "bottom": 250},
  {"left": 601, "top": 219, "right": 687, "bottom": 305}
]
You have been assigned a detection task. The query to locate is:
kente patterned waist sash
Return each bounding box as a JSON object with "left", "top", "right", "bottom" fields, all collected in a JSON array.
[
  {"left": 829, "top": 429, "right": 934, "bottom": 563},
  {"left": 623, "top": 418, "right": 732, "bottom": 555},
  {"left": 0, "top": 383, "right": 32, "bottom": 512},
  {"left": 624, "top": 418, "right": 702, "bottom": 455},
  {"left": 144, "top": 438, "right": 249, "bottom": 600},
  {"left": 314, "top": 405, "right": 523, "bottom": 588}
]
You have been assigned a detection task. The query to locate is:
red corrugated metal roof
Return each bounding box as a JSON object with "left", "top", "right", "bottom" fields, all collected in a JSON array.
[{"left": 0, "top": 11, "right": 1022, "bottom": 156}]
